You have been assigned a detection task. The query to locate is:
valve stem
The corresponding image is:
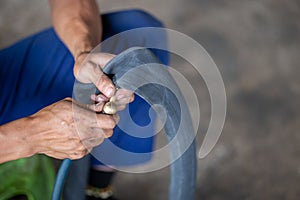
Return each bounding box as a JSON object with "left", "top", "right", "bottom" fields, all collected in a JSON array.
[{"left": 103, "top": 96, "right": 117, "bottom": 115}]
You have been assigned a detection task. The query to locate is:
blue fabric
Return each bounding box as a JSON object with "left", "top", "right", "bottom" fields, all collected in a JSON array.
[{"left": 0, "top": 9, "right": 168, "bottom": 166}]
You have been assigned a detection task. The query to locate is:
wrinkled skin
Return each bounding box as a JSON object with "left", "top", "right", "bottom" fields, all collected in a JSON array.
[
  {"left": 75, "top": 52, "right": 134, "bottom": 112},
  {"left": 28, "top": 98, "right": 119, "bottom": 160},
  {"left": 33, "top": 52, "right": 134, "bottom": 160}
]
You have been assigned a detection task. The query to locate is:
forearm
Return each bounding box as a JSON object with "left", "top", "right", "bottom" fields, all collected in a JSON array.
[
  {"left": 0, "top": 117, "right": 36, "bottom": 163},
  {"left": 0, "top": 98, "right": 118, "bottom": 164},
  {"left": 49, "top": 0, "right": 102, "bottom": 60}
]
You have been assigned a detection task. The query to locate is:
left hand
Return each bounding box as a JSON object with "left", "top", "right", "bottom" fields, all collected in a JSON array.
[{"left": 74, "top": 52, "right": 134, "bottom": 112}]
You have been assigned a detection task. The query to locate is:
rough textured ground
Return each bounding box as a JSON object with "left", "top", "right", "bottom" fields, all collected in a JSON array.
[{"left": 0, "top": 0, "right": 299, "bottom": 200}]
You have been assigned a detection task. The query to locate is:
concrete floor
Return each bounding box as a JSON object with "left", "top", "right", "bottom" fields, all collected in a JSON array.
[{"left": 0, "top": 0, "right": 300, "bottom": 199}]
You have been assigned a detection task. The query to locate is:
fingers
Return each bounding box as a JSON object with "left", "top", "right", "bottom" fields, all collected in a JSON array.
[
  {"left": 115, "top": 89, "right": 134, "bottom": 101},
  {"left": 75, "top": 116, "right": 116, "bottom": 155},
  {"left": 91, "top": 94, "right": 109, "bottom": 102},
  {"left": 74, "top": 53, "right": 116, "bottom": 98},
  {"left": 96, "top": 114, "right": 119, "bottom": 129},
  {"left": 42, "top": 139, "right": 89, "bottom": 160},
  {"left": 83, "top": 61, "right": 116, "bottom": 98},
  {"left": 47, "top": 149, "right": 89, "bottom": 160},
  {"left": 72, "top": 98, "right": 119, "bottom": 129},
  {"left": 74, "top": 52, "right": 135, "bottom": 103},
  {"left": 82, "top": 135, "right": 104, "bottom": 151},
  {"left": 115, "top": 89, "right": 135, "bottom": 111},
  {"left": 94, "top": 70, "right": 115, "bottom": 98},
  {"left": 39, "top": 98, "right": 121, "bottom": 161},
  {"left": 87, "top": 102, "right": 105, "bottom": 113},
  {"left": 91, "top": 89, "right": 134, "bottom": 113}
]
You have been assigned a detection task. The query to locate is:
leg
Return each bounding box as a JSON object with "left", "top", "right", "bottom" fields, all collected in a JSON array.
[
  {"left": 0, "top": 28, "right": 74, "bottom": 125},
  {"left": 101, "top": 9, "right": 169, "bottom": 65}
]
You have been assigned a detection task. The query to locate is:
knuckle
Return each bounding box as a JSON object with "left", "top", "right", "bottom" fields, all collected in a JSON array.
[
  {"left": 77, "top": 144, "right": 86, "bottom": 152},
  {"left": 106, "top": 117, "right": 116, "bottom": 128},
  {"left": 64, "top": 97, "right": 72, "bottom": 102},
  {"left": 97, "top": 115, "right": 116, "bottom": 128},
  {"left": 85, "top": 61, "right": 96, "bottom": 71},
  {"left": 71, "top": 138, "right": 83, "bottom": 149},
  {"left": 97, "top": 74, "right": 110, "bottom": 88},
  {"left": 69, "top": 154, "right": 78, "bottom": 160},
  {"left": 70, "top": 150, "right": 86, "bottom": 160},
  {"left": 81, "top": 148, "right": 88, "bottom": 155},
  {"left": 130, "top": 94, "right": 135, "bottom": 102},
  {"left": 104, "top": 130, "right": 113, "bottom": 138},
  {"left": 64, "top": 115, "right": 73, "bottom": 124},
  {"left": 117, "top": 105, "right": 126, "bottom": 111},
  {"left": 93, "top": 137, "right": 104, "bottom": 146}
]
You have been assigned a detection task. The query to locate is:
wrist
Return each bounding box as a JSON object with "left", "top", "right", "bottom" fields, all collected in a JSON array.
[
  {"left": 0, "top": 117, "right": 36, "bottom": 163},
  {"left": 56, "top": 17, "right": 99, "bottom": 61},
  {"left": 75, "top": 50, "right": 90, "bottom": 63},
  {"left": 73, "top": 40, "right": 94, "bottom": 61},
  {"left": 23, "top": 116, "right": 41, "bottom": 156},
  {"left": 25, "top": 111, "right": 56, "bottom": 156},
  {"left": 73, "top": 50, "right": 90, "bottom": 79}
]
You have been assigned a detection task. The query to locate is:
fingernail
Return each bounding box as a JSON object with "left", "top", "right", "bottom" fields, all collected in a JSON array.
[
  {"left": 116, "top": 94, "right": 125, "bottom": 100},
  {"left": 113, "top": 114, "right": 120, "bottom": 123},
  {"left": 95, "top": 102, "right": 104, "bottom": 112},
  {"left": 105, "top": 87, "right": 115, "bottom": 97},
  {"left": 91, "top": 94, "right": 96, "bottom": 100},
  {"left": 96, "top": 96, "right": 105, "bottom": 102}
]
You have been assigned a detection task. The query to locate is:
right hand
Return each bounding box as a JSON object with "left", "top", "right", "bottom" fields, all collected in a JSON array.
[
  {"left": 28, "top": 98, "right": 119, "bottom": 160},
  {"left": 74, "top": 52, "right": 116, "bottom": 98},
  {"left": 74, "top": 51, "right": 135, "bottom": 112}
]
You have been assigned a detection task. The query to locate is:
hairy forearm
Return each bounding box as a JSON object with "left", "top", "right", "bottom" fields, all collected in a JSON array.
[
  {"left": 49, "top": 0, "right": 102, "bottom": 60},
  {"left": 0, "top": 117, "right": 36, "bottom": 163}
]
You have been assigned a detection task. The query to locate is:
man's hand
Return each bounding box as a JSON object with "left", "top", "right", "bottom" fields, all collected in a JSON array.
[
  {"left": 74, "top": 52, "right": 134, "bottom": 112},
  {"left": 74, "top": 52, "right": 116, "bottom": 98},
  {"left": 28, "top": 98, "right": 119, "bottom": 160}
]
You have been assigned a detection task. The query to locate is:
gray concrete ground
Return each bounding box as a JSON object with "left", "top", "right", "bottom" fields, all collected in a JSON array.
[{"left": 0, "top": 0, "right": 300, "bottom": 200}]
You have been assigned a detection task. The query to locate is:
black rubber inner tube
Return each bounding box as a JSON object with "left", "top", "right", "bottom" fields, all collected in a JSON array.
[{"left": 54, "top": 47, "right": 197, "bottom": 200}]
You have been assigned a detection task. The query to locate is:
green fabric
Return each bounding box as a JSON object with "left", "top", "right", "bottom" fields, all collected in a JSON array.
[{"left": 0, "top": 155, "right": 55, "bottom": 200}]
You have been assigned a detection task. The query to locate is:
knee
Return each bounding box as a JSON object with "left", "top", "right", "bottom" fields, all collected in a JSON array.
[
  {"left": 102, "top": 9, "right": 166, "bottom": 32},
  {"left": 102, "top": 9, "right": 164, "bottom": 32},
  {"left": 122, "top": 9, "right": 169, "bottom": 65},
  {"left": 124, "top": 9, "right": 165, "bottom": 28},
  {"left": 101, "top": 9, "right": 169, "bottom": 65}
]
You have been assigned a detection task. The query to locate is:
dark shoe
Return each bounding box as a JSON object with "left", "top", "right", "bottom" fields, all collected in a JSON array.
[
  {"left": 85, "top": 185, "right": 118, "bottom": 200},
  {"left": 86, "top": 196, "right": 118, "bottom": 200}
]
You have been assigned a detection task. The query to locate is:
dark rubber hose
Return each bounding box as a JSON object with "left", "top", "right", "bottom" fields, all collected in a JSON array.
[{"left": 51, "top": 159, "right": 71, "bottom": 200}]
